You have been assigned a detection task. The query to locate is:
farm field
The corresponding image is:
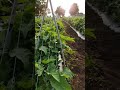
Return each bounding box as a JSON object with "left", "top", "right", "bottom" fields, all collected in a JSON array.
[
  {"left": 1, "top": 0, "right": 120, "bottom": 89},
  {"left": 35, "top": 16, "right": 85, "bottom": 90}
]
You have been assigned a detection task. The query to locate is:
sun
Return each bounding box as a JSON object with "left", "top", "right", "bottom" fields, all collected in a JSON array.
[
  {"left": 48, "top": 0, "right": 85, "bottom": 16},
  {"left": 60, "top": 1, "right": 72, "bottom": 16}
]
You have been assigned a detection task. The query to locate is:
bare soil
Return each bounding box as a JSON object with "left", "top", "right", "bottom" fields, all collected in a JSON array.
[{"left": 63, "top": 21, "right": 85, "bottom": 90}]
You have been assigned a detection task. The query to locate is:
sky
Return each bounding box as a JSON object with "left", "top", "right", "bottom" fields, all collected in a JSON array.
[{"left": 48, "top": 0, "right": 85, "bottom": 16}]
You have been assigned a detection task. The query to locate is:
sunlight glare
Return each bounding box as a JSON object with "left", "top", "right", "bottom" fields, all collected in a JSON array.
[{"left": 48, "top": 0, "right": 85, "bottom": 16}]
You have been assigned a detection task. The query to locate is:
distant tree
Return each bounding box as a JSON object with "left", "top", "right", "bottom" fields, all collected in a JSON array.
[
  {"left": 55, "top": 6, "right": 65, "bottom": 17},
  {"left": 35, "top": 0, "right": 48, "bottom": 16},
  {"left": 69, "top": 3, "right": 79, "bottom": 16}
]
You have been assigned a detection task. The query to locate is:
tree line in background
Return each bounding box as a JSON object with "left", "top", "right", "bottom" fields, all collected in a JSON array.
[{"left": 35, "top": 0, "right": 84, "bottom": 17}]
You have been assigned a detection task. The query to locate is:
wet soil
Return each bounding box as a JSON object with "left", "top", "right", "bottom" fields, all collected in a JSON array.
[{"left": 63, "top": 21, "right": 85, "bottom": 90}]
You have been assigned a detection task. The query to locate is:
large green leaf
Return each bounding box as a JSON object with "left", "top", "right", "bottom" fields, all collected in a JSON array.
[
  {"left": 42, "top": 56, "right": 56, "bottom": 64},
  {"left": 47, "top": 63, "right": 60, "bottom": 82},
  {"left": 50, "top": 76, "right": 72, "bottom": 90},
  {"left": 9, "top": 48, "right": 31, "bottom": 68},
  {"left": 50, "top": 71, "right": 60, "bottom": 82},
  {"left": 36, "top": 64, "right": 44, "bottom": 76},
  {"left": 61, "top": 67, "right": 74, "bottom": 79},
  {"left": 39, "top": 46, "right": 48, "bottom": 55}
]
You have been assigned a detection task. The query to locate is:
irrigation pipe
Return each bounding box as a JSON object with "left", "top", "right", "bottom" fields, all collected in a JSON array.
[
  {"left": 86, "top": 1, "right": 120, "bottom": 33},
  {"left": 63, "top": 20, "right": 85, "bottom": 40}
]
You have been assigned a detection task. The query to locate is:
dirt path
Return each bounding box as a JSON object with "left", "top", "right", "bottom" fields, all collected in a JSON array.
[{"left": 63, "top": 21, "right": 85, "bottom": 90}]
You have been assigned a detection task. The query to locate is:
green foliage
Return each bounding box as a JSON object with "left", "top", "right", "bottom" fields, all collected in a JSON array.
[
  {"left": 35, "top": 17, "right": 74, "bottom": 90},
  {"left": 0, "top": 0, "right": 35, "bottom": 89},
  {"left": 85, "top": 28, "right": 96, "bottom": 39},
  {"left": 85, "top": 54, "right": 95, "bottom": 67},
  {"left": 64, "top": 16, "right": 85, "bottom": 35},
  {"left": 17, "top": 76, "right": 35, "bottom": 89},
  {"left": 0, "top": 84, "right": 6, "bottom": 90},
  {"left": 61, "top": 67, "right": 74, "bottom": 79},
  {"left": 50, "top": 76, "right": 72, "bottom": 90},
  {"left": 9, "top": 48, "right": 32, "bottom": 68}
]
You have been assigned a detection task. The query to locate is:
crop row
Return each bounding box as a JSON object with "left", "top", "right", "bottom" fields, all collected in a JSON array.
[
  {"left": 64, "top": 16, "right": 85, "bottom": 36},
  {"left": 35, "top": 17, "right": 74, "bottom": 90}
]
